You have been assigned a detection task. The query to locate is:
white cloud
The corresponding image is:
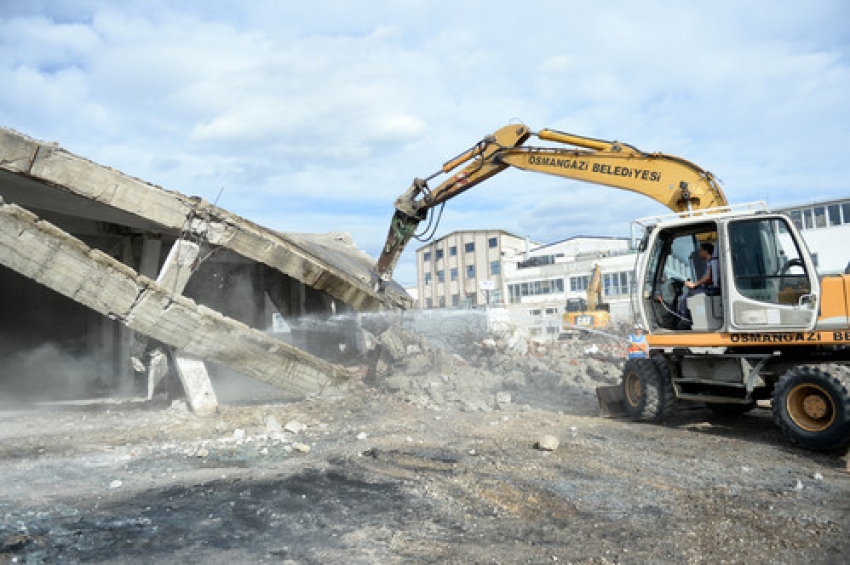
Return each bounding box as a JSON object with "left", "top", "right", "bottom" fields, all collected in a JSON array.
[{"left": 1, "top": 0, "right": 849, "bottom": 286}]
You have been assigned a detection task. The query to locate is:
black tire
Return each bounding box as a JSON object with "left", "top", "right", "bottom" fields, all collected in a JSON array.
[
  {"left": 621, "top": 357, "right": 677, "bottom": 422},
  {"left": 772, "top": 365, "right": 850, "bottom": 452}
]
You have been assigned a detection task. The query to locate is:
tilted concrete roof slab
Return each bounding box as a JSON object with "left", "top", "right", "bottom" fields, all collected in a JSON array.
[{"left": 0, "top": 127, "right": 411, "bottom": 311}]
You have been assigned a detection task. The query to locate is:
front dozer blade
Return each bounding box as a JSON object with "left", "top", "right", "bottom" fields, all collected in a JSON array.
[{"left": 596, "top": 385, "right": 628, "bottom": 418}]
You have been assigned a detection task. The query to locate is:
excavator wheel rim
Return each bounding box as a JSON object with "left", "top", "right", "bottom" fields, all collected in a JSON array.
[
  {"left": 786, "top": 383, "right": 836, "bottom": 432},
  {"left": 624, "top": 372, "right": 642, "bottom": 408}
]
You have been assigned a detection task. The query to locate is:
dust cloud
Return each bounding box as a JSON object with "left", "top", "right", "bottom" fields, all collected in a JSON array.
[{"left": 0, "top": 342, "right": 108, "bottom": 406}]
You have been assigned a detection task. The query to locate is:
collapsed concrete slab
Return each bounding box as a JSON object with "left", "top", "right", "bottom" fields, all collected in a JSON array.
[
  {"left": 0, "top": 127, "right": 411, "bottom": 311},
  {"left": 0, "top": 127, "right": 409, "bottom": 404},
  {"left": 0, "top": 198, "right": 346, "bottom": 396}
]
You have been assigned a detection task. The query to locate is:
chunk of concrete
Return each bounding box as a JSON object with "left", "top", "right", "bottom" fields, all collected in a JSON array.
[{"left": 174, "top": 353, "right": 218, "bottom": 416}]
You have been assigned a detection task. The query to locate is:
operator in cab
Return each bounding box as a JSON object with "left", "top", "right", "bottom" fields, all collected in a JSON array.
[
  {"left": 685, "top": 242, "right": 716, "bottom": 292},
  {"left": 679, "top": 242, "right": 717, "bottom": 320}
]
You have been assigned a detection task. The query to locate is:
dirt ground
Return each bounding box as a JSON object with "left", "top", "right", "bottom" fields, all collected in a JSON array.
[{"left": 1, "top": 336, "right": 849, "bottom": 564}]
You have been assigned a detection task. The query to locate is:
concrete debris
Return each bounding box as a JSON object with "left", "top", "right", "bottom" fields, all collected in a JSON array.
[
  {"left": 535, "top": 435, "right": 560, "bottom": 451},
  {"left": 364, "top": 313, "right": 627, "bottom": 414},
  {"left": 283, "top": 420, "right": 307, "bottom": 434},
  {"left": 495, "top": 391, "right": 512, "bottom": 410},
  {"left": 292, "top": 442, "right": 311, "bottom": 453},
  {"left": 264, "top": 415, "right": 282, "bottom": 434}
]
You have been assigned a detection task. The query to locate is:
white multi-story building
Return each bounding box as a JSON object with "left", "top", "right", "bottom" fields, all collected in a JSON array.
[
  {"left": 415, "top": 230, "right": 531, "bottom": 310},
  {"left": 414, "top": 231, "right": 639, "bottom": 336},
  {"left": 501, "top": 236, "right": 638, "bottom": 337}
]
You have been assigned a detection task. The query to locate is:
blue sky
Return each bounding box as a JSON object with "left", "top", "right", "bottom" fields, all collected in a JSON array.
[{"left": 2, "top": 1, "right": 848, "bottom": 286}]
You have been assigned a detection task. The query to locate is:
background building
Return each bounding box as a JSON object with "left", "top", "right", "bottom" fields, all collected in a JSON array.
[
  {"left": 416, "top": 230, "right": 530, "bottom": 310},
  {"left": 501, "top": 236, "right": 636, "bottom": 338},
  {"left": 776, "top": 197, "right": 850, "bottom": 274}
]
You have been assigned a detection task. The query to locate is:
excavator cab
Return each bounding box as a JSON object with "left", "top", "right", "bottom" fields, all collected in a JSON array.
[{"left": 636, "top": 207, "right": 820, "bottom": 334}]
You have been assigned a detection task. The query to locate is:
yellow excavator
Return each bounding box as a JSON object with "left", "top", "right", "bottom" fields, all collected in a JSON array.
[
  {"left": 562, "top": 264, "right": 610, "bottom": 332},
  {"left": 375, "top": 123, "right": 850, "bottom": 452}
]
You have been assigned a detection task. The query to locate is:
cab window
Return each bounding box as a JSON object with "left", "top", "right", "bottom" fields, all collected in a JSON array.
[{"left": 727, "top": 217, "right": 810, "bottom": 305}]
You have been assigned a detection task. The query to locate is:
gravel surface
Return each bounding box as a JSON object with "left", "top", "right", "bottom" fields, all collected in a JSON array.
[{"left": 1, "top": 330, "right": 848, "bottom": 564}]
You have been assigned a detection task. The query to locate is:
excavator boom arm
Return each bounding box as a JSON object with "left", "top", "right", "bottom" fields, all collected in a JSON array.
[
  {"left": 587, "top": 264, "right": 603, "bottom": 312},
  {"left": 375, "top": 124, "right": 727, "bottom": 280}
]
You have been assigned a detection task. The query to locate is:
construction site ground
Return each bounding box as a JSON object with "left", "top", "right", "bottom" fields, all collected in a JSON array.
[{"left": 1, "top": 333, "right": 848, "bottom": 564}]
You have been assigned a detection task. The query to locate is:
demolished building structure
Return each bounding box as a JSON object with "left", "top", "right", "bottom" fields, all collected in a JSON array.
[{"left": 0, "top": 127, "right": 411, "bottom": 411}]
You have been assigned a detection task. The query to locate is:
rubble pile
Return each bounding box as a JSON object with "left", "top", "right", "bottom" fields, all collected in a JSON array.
[{"left": 362, "top": 320, "right": 627, "bottom": 414}]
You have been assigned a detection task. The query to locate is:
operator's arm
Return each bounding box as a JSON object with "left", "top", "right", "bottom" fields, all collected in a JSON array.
[{"left": 685, "top": 264, "right": 712, "bottom": 289}]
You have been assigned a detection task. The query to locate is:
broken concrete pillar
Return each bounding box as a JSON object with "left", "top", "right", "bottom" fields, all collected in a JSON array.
[
  {"left": 139, "top": 233, "right": 163, "bottom": 279},
  {"left": 156, "top": 240, "right": 199, "bottom": 294},
  {"left": 174, "top": 353, "right": 218, "bottom": 416},
  {"left": 146, "top": 348, "right": 169, "bottom": 400},
  {"left": 153, "top": 240, "right": 217, "bottom": 412}
]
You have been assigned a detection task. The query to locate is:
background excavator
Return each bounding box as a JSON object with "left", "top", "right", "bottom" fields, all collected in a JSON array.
[
  {"left": 375, "top": 123, "right": 850, "bottom": 452},
  {"left": 562, "top": 264, "right": 610, "bottom": 332}
]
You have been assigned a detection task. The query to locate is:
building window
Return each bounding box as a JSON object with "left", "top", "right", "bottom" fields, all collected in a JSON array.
[
  {"left": 491, "top": 289, "right": 502, "bottom": 305},
  {"left": 490, "top": 260, "right": 500, "bottom": 275},
  {"left": 465, "top": 242, "right": 475, "bottom": 253},
  {"left": 507, "top": 278, "right": 566, "bottom": 303},
  {"left": 451, "top": 294, "right": 459, "bottom": 307},
  {"left": 488, "top": 237, "right": 498, "bottom": 248},
  {"left": 803, "top": 209, "right": 813, "bottom": 229},
  {"left": 424, "top": 272, "right": 432, "bottom": 285},
  {"left": 828, "top": 204, "right": 841, "bottom": 226},
  {"left": 450, "top": 268, "right": 458, "bottom": 281},
  {"left": 603, "top": 271, "right": 633, "bottom": 297},
  {"left": 425, "top": 298, "right": 433, "bottom": 308},
  {"left": 814, "top": 206, "right": 826, "bottom": 228},
  {"left": 789, "top": 210, "right": 802, "bottom": 229},
  {"left": 545, "top": 307, "right": 558, "bottom": 315},
  {"left": 423, "top": 251, "right": 431, "bottom": 261},
  {"left": 529, "top": 309, "right": 542, "bottom": 317},
  {"left": 449, "top": 246, "right": 457, "bottom": 256},
  {"left": 843, "top": 202, "right": 850, "bottom": 224},
  {"left": 436, "top": 249, "right": 444, "bottom": 260},
  {"left": 437, "top": 270, "right": 444, "bottom": 283},
  {"left": 466, "top": 265, "right": 476, "bottom": 278},
  {"left": 570, "top": 275, "right": 590, "bottom": 292}
]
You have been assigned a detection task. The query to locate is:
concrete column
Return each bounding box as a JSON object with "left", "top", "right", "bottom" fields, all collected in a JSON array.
[
  {"left": 139, "top": 233, "right": 163, "bottom": 278},
  {"left": 173, "top": 353, "right": 218, "bottom": 416},
  {"left": 157, "top": 240, "right": 200, "bottom": 295},
  {"left": 290, "top": 279, "right": 306, "bottom": 317},
  {"left": 146, "top": 348, "right": 169, "bottom": 400},
  {"left": 151, "top": 240, "right": 219, "bottom": 412}
]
